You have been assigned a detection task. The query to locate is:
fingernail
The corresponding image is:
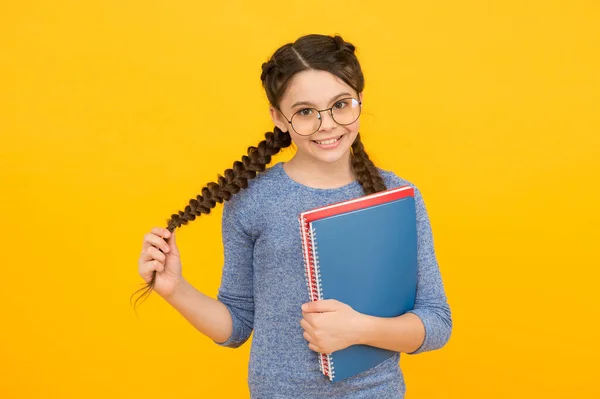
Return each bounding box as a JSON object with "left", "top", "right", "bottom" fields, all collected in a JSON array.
[{"left": 302, "top": 304, "right": 307, "bottom": 311}]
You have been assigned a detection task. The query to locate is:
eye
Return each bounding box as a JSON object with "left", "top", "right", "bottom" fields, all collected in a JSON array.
[
  {"left": 298, "top": 108, "right": 314, "bottom": 117},
  {"left": 334, "top": 100, "right": 349, "bottom": 109}
]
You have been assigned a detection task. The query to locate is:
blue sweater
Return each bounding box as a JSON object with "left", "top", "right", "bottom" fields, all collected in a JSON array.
[{"left": 214, "top": 162, "right": 452, "bottom": 398}]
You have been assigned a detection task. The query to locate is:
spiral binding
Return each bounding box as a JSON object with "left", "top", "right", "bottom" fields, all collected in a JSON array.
[{"left": 298, "top": 215, "right": 336, "bottom": 381}]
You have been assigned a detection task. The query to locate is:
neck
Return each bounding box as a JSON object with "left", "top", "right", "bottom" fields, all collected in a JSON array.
[{"left": 284, "top": 150, "right": 355, "bottom": 189}]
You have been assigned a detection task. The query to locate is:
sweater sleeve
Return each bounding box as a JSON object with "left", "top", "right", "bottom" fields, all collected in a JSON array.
[
  {"left": 213, "top": 194, "right": 256, "bottom": 348},
  {"left": 405, "top": 184, "right": 453, "bottom": 354}
]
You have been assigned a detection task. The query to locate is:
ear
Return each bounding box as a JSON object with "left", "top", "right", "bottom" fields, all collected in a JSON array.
[
  {"left": 269, "top": 105, "right": 289, "bottom": 133},
  {"left": 359, "top": 92, "right": 363, "bottom": 103}
]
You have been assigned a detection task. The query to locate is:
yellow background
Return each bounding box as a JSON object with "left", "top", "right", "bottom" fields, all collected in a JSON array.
[{"left": 1, "top": 1, "right": 599, "bottom": 398}]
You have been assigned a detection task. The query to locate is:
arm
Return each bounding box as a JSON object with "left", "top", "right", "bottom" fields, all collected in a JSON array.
[
  {"left": 354, "top": 312, "right": 425, "bottom": 353},
  {"left": 211, "top": 193, "right": 256, "bottom": 348},
  {"left": 161, "top": 278, "right": 234, "bottom": 344},
  {"left": 162, "top": 194, "right": 256, "bottom": 348}
]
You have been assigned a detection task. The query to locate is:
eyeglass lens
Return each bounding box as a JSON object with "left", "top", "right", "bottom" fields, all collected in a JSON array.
[{"left": 291, "top": 98, "right": 361, "bottom": 136}]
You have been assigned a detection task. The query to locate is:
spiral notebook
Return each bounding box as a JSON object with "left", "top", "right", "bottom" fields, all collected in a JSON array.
[{"left": 298, "top": 185, "right": 418, "bottom": 382}]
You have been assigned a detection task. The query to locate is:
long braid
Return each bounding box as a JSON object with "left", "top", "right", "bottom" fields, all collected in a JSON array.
[
  {"left": 131, "top": 127, "right": 292, "bottom": 309},
  {"left": 350, "top": 132, "right": 387, "bottom": 195}
]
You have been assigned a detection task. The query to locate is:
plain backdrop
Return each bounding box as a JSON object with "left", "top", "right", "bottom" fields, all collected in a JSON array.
[{"left": 1, "top": 1, "right": 599, "bottom": 398}]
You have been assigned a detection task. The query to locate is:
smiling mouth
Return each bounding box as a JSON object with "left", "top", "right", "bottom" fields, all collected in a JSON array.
[{"left": 312, "top": 135, "right": 343, "bottom": 145}]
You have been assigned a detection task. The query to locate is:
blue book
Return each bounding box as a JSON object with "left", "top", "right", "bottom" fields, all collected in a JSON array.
[{"left": 298, "top": 185, "right": 418, "bottom": 382}]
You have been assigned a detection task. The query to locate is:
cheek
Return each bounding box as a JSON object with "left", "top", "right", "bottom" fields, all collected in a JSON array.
[
  {"left": 346, "top": 120, "right": 360, "bottom": 140},
  {"left": 289, "top": 128, "right": 314, "bottom": 146},
  {"left": 289, "top": 132, "right": 312, "bottom": 148},
  {"left": 344, "top": 117, "right": 360, "bottom": 134}
]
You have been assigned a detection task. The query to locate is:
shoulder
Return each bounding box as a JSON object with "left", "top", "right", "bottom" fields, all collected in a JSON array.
[
  {"left": 220, "top": 163, "right": 286, "bottom": 240},
  {"left": 221, "top": 163, "right": 281, "bottom": 219},
  {"left": 227, "top": 162, "right": 281, "bottom": 202},
  {"left": 377, "top": 167, "right": 418, "bottom": 193},
  {"left": 376, "top": 167, "right": 433, "bottom": 225},
  {"left": 376, "top": 166, "right": 429, "bottom": 210}
]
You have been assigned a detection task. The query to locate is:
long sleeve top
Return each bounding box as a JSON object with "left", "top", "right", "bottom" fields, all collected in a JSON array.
[{"left": 214, "top": 161, "right": 452, "bottom": 398}]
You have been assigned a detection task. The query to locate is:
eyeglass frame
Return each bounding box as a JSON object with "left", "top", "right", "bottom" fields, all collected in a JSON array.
[{"left": 276, "top": 97, "right": 362, "bottom": 136}]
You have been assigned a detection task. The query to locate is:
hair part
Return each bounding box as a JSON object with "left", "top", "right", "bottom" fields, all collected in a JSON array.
[{"left": 131, "top": 34, "right": 386, "bottom": 310}]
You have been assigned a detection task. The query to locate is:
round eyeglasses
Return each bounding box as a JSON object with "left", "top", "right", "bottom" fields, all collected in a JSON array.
[{"left": 277, "top": 98, "right": 362, "bottom": 136}]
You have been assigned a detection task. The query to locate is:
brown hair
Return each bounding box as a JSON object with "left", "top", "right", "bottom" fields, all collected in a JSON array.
[{"left": 131, "top": 33, "right": 386, "bottom": 309}]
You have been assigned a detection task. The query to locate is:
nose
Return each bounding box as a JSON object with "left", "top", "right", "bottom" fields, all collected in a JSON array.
[{"left": 318, "top": 109, "right": 337, "bottom": 131}]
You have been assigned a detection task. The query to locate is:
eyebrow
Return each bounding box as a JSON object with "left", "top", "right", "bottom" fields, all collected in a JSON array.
[{"left": 291, "top": 92, "right": 353, "bottom": 109}]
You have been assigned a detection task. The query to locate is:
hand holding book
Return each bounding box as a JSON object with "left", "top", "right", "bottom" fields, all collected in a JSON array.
[{"left": 300, "top": 299, "right": 363, "bottom": 354}]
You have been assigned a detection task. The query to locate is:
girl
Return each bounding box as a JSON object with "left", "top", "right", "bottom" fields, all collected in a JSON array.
[{"left": 135, "top": 34, "right": 452, "bottom": 398}]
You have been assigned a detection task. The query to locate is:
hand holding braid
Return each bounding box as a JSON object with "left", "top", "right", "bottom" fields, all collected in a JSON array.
[{"left": 132, "top": 127, "right": 292, "bottom": 310}]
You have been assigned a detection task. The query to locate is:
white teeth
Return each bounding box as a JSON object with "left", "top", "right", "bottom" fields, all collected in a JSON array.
[{"left": 314, "top": 136, "right": 342, "bottom": 145}]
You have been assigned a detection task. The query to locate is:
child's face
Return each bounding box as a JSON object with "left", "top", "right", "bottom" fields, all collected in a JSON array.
[{"left": 270, "top": 69, "right": 362, "bottom": 165}]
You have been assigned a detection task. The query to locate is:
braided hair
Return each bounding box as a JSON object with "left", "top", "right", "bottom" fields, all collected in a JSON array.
[{"left": 131, "top": 34, "right": 386, "bottom": 308}]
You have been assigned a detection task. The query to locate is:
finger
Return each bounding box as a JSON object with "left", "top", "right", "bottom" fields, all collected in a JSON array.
[
  {"left": 142, "top": 231, "right": 171, "bottom": 254},
  {"left": 302, "top": 313, "right": 321, "bottom": 329},
  {"left": 303, "top": 331, "right": 315, "bottom": 343},
  {"left": 140, "top": 243, "right": 167, "bottom": 263},
  {"left": 302, "top": 299, "right": 339, "bottom": 313},
  {"left": 140, "top": 259, "right": 165, "bottom": 277},
  {"left": 308, "top": 343, "right": 320, "bottom": 353},
  {"left": 166, "top": 229, "right": 176, "bottom": 245},
  {"left": 151, "top": 227, "right": 171, "bottom": 239},
  {"left": 300, "top": 318, "right": 315, "bottom": 332},
  {"left": 147, "top": 246, "right": 166, "bottom": 263},
  {"left": 142, "top": 232, "right": 166, "bottom": 252},
  {"left": 165, "top": 230, "right": 179, "bottom": 255}
]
